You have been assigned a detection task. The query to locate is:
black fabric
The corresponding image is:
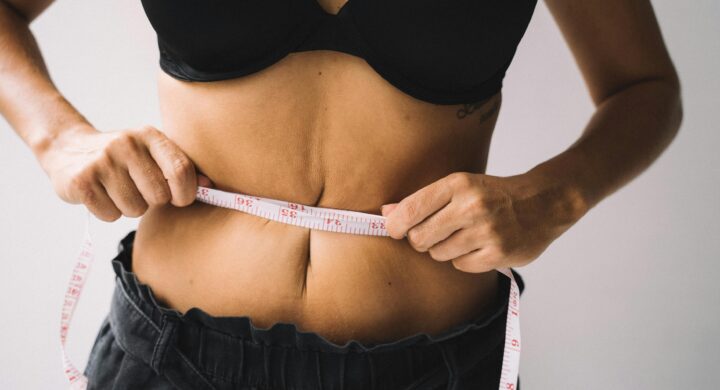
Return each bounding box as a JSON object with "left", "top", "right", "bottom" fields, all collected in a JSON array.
[
  {"left": 84, "top": 230, "right": 525, "bottom": 389},
  {"left": 139, "top": 0, "right": 538, "bottom": 105}
]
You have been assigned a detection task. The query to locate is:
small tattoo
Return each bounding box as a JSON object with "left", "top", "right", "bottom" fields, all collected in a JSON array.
[
  {"left": 456, "top": 99, "right": 487, "bottom": 119},
  {"left": 456, "top": 96, "right": 500, "bottom": 121}
]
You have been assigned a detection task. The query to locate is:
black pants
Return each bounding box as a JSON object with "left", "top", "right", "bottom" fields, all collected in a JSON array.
[{"left": 84, "top": 230, "right": 525, "bottom": 389}]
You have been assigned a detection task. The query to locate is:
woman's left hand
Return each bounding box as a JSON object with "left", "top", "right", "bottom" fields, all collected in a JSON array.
[{"left": 380, "top": 171, "right": 585, "bottom": 273}]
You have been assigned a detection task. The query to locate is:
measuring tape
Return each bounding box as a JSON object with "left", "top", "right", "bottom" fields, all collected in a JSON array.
[{"left": 60, "top": 185, "right": 521, "bottom": 389}]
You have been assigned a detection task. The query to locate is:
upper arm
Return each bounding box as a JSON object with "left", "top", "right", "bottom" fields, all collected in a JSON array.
[
  {"left": 2, "top": 0, "right": 54, "bottom": 23},
  {"left": 543, "top": 0, "right": 680, "bottom": 106}
]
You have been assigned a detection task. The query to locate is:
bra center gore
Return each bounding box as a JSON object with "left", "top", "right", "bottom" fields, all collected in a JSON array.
[{"left": 314, "top": 0, "right": 351, "bottom": 17}]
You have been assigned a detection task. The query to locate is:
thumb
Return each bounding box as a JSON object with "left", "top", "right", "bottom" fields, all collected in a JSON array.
[
  {"left": 197, "top": 173, "right": 215, "bottom": 188},
  {"left": 381, "top": 203, "right": 398, "bottom": 217}
]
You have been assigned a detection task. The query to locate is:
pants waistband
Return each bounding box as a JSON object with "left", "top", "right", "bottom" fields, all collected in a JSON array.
[{"left": 108, "top": 230, "right": 524, "bottom": 389}]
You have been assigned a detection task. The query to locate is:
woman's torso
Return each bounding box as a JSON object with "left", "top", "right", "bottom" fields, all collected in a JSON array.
[{"left": 132, "top": 1, "right": 504, "bottom": 346}]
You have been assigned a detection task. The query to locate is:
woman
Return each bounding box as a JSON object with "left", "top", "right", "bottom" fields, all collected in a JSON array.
[{"left": 0, "top": 0, "right": 682, "bottom": 388}]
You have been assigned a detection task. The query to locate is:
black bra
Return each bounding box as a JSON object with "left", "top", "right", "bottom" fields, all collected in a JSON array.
[{"left": 140, "top": 0, "right": 538, "bottom": 105}]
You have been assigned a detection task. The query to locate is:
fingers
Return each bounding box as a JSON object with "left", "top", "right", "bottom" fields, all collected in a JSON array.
[
  {"left": 384, "top": 174, "right": 456, "bottom": 239},
  {"left": 380, "top": 203, "right": 398, "bottom": 216},
  {"left": 137, "top": 126, "right": 197, "bottom": 207},
  {"left": 75, "top": 177, "right": 123, "bottom": 222},
  {"left": 63, "top": 152, "right": 124, "bottom": 222},
  {"left": 427, "top": 227, "right": 483, "bottom": 262},
  {"left": 98, "top": 164, "right": 149, "bottom": 218},
  {"left": 125, "top": 148, "right": 172, "bottom": 207},
  {"left": 450, "top": 247, "right": 498, "bottom": 273},
  {"left": 56, "top": 125, "right": 202, "bottom": 221},
  {"left": 404, "top": 201, "right": 468, "bottom": 252}
]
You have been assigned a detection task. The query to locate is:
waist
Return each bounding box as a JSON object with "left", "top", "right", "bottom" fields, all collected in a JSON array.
[
  {"left": 131, "top": 199, "right": 501, "bottom": 346},
  {"left": 136, "top": 56, "right": 504, "bottom": 344}
]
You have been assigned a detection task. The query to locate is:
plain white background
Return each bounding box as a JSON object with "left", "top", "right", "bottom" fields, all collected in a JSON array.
[{"left": 1, "top": 1, "right": 717, "bottom": 388}]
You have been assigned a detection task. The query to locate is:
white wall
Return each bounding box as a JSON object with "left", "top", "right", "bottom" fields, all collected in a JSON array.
[{"left": 0, "top": 1, "right": 717, "bottom": 388}]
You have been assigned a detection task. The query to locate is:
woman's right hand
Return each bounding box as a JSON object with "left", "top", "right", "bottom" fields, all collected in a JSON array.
[{"left": 37, "top": 124, "right": 213, "bottom": 222}]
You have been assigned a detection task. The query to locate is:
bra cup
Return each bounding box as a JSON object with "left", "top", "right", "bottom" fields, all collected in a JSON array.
[
  {"left": 351, "top": 0, "right": 538, "bottom": 96},
  {"left": 138, "top": 0, "right": 538, "bottom": 104},
  {"left": 140, "top": 0, "right": 321, "bottom": 73}
]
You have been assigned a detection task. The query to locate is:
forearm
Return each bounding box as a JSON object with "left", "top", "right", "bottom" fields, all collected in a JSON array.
[
  {"left": 0, "top": 1, "right": 91, "bottom": 162},
  {"left": 523, "top": 77, "right": 683, "bottom": 223}
]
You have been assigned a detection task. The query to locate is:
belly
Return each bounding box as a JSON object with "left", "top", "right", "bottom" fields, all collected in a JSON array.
[{"left": 132, "top": 50, "right": 503, "bottom": 345}]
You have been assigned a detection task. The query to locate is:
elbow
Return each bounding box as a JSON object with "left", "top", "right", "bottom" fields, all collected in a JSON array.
[
  {"left": 637, "top": 71, "right": 684, "bottom": 141},
  {"left": 652, "top": 73, "right": 684, "bottom": 154},
  {"left": 664, "top": 72, "right": 684, "bottom": 139},
  {"left": 0, "top": 1, "right": 27, "bottom": 25},
  {"left": 0, "top": 0, "right": 47, "bottom": 24}
]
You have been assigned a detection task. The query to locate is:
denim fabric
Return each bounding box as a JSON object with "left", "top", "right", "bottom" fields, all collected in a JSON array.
[{"left": 84, "top": 230, "right": 525, "bottom": 390}]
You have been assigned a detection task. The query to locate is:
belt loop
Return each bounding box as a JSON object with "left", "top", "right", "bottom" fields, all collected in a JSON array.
[{"left": 150, "top": 314, "right": 180, "bottom": 374}]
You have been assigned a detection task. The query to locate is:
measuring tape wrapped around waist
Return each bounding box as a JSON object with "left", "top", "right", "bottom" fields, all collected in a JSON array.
[{"left": 60, "top": 186, "right": 522, "bottom": 390}]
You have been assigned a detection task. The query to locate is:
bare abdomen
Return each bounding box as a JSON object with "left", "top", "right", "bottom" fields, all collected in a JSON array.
[{"left": 132, "top": 50, "right": 503, "bottom": 345}]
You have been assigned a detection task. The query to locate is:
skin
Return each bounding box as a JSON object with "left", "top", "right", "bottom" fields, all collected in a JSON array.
[{"left": 0, "top": 0, "right": 682, "bottom": 346}]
